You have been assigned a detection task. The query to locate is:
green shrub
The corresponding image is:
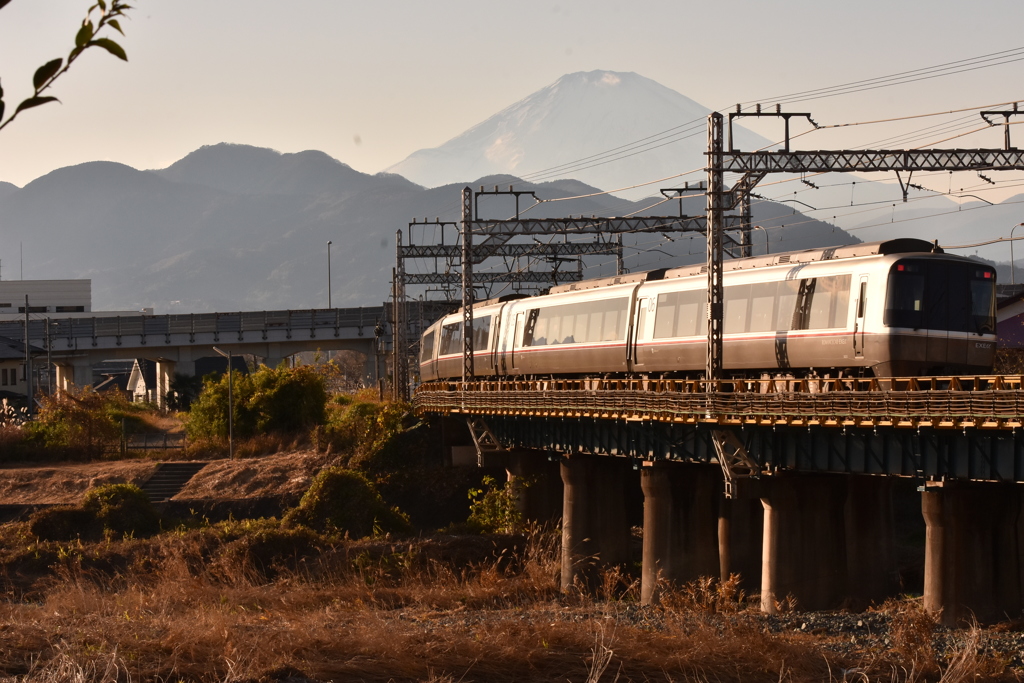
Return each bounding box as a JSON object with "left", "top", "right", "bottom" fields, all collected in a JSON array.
[
  {"left": 223, "top": 524, "right": 323, "bottom": 578},
  {"left": 185, "top": 365, "right": 327, "bottom": 440},
  {"left": 324, "top": 397, "right": 408, "bottom": 464},
  {"left": 28, "top": 505, "right": 98, "bottom": 541},
  {"left": 23, "top": 390, "right": 122, "bottom": 458},
  {"left": 283, "top": 467, "right": 409, "bottom": 539},
  {"left": 83, "top": 483, "right": 161, "bottom": 538},
  {"left": 465, "top": 475, "right": 524, "bottom": 534}
]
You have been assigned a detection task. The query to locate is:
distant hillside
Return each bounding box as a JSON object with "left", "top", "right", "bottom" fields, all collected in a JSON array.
[{"left": 0, "top": 144, "right": 857, "bottom": 313}]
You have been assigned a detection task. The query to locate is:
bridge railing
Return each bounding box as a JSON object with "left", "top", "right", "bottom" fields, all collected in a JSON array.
[{"left": 0, "top": 306, "right": 388, "bottom": 342}]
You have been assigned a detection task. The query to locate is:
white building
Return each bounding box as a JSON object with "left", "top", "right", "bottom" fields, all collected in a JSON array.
[{"left": 0, "top": 279, "right": 141, "bottom": 321}]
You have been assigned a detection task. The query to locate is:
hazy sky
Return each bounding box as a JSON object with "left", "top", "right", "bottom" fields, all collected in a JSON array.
[{"left": 1, "top": 0, "right": 1023, "bottom": 189}]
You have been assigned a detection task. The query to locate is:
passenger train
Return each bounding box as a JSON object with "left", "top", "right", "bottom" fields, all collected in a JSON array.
[{"left": 418, "top": 239, "right": 998, "bottom": 380}]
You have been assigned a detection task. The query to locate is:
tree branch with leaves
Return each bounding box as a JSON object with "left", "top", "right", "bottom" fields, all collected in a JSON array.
[{"left": 0, "top": 0, "right": 131, "bottom": 133}]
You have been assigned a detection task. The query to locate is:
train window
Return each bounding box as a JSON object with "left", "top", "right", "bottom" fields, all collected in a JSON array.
[
  {"left": 473, "top": 316, "right": 492, "bottom": 350},
  {"left": 970, "top": 268, "right": 996, "bottom": 334},
  {"left": 524, "top": 298, "right": 628, "bottom": 346},
  {"left": 599, "top": 300, "right": 628, "bottom": 341},
  {"left": 884, "top": 259, "right": 995, "bottom": 333},
  {"left": 724, "top": 284, "right": 751, "bottom": 334},
  {"left": 654, "top": 289, "right": 705, "bottom": 338},
  {"left": 885, "top": 266, "right": 925, "bottom": 328},
  {"left": 748, "top": 283, "right": 778, "bottom": 333},
  {"left": 807, "top": 275, "right": 851, "bottom": 329},
  {"left": 420, "top": 330, "right": 436, "bottom": 363},
  {"left": 439, "top": 322, "right": 462, "bottom": 355},
  {"left": 654, "top": 293, "right": 678, "bottom": 338}
]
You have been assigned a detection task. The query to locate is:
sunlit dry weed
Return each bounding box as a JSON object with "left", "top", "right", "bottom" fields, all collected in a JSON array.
[{"left": 0, "top": 527, "right": 1016, "bottom": 682}]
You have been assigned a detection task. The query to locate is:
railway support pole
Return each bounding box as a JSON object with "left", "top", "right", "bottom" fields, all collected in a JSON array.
[
  {"left": 393, "top": 230, "right": 408, "bottom": 401},
  {"left": 705, "top": 112, "right": 725, "bottom": 384},
  {"left": 460, "top": 187, "right": 474, "bottom": 384},
  {"left": 922, "top": 482, "right": 1024, "bottom": 626}
]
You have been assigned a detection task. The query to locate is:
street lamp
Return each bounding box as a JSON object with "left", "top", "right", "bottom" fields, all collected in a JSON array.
[
  {"left": 212, "top": 346, "right": 234, "bottom": 460},
  {"left": 327, "top": 240, "right": 333, "bottom": 308},
  {"left": 751, "top": 225, "right": 770, "bottom": 255},
  {"left": 1011, "top": 223, "right": 1024, "bottom": 285}
]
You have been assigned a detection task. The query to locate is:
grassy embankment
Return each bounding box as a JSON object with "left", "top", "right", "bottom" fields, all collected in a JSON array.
[{"left": 0, "top": 364, "right": 1018, "bottom": 682}]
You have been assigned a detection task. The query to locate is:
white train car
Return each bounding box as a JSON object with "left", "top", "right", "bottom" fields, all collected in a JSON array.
[{"left": 418, "top": 239, "right": 997, "bottom": 380}]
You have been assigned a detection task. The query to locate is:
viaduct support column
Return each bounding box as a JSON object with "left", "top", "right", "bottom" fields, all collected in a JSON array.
[
  {"left": 506, "top": 450, "right": 562, "bottom": 523},
  {"left": 154, "top": 360, "right": 175, "bottom": 409},
  {"left": 760, "top": 473, "right": 848, "bottom": 613},
  {"left": 54, "top": 363, "right": 75, "bottom": 393},
  {"left": 923, "top": 482, "right": 1024, "bottom": 626},
  {"left": 67, "top": 358, "right": 93, "bottom": 389},
  {"left": 718, "top": 488, "right": 764, "bottom": 593},
  {"left": 560, "top": 455, "right": 632, "bottom": 593},
  {"left": 845, "top": 475, "right": 900, "bottom": 608},
  {"left": 640, "top": 462, "right": 720, "bottom": 604}
]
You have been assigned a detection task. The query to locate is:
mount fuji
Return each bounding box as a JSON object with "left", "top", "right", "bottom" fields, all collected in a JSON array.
[{"left": 386, "top": 71, "right": 770, "bottom": 199}]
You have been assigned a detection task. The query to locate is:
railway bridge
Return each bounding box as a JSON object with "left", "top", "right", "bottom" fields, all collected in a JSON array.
[{"left": 415, "top": 375, "right": 1024, "bottom": 626}]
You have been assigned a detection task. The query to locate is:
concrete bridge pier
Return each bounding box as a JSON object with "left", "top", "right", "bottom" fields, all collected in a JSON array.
[
  {"left": 845, "top": 475, "right": 900, "bottom": 608},
  {"left": 154, "top": 360, "right": 175, "bottom": 409},
  {"left": 505, "top": 450, "right": 563, "bottom": 523},
  {"left": 640, "top": 462, "right": 720, "bottom": 603},
  {"left": 923, "top": 482, "right": 1024, "bottom": 626},
  {"left": 718, "top": 489, "right": 764, "bottom": 593},
  {"left": 54, "top": 359, "right": 93, "bottom": 392},
  {"left": 760, "top": 473, "right": 849, "bottom": 613},
  {"left": 560, "top": 454, "right": 633, "bottom": 593}
]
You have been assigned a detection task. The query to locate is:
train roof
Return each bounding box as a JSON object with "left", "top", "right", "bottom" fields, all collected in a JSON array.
[{"left": 549, "top": 238, "right": 942, "bottom": 294}]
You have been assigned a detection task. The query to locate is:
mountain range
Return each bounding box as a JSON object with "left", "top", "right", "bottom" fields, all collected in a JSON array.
[{"left": 0, "top": 69, "right": 1012, "bottom": 314}]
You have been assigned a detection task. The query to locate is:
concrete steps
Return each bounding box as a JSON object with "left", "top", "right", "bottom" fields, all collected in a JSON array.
[{"left": 140, "top": 462, "right": 207, "bottom": 502}]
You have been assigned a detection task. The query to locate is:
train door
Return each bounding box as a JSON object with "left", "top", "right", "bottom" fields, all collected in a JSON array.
[
  {"left": 510, "top": 312, "right": 525, "bottom": 373},
  {"left": 630, "top": 297, "right": 651, "bottom": 370},
  {"left": 854, "top": 276, "right": 868, "bottom": 358}
]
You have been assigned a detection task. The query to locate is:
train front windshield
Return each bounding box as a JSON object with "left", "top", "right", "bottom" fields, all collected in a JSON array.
[{"left": 884, "top": 259, "right": 996, "bottom": 333}]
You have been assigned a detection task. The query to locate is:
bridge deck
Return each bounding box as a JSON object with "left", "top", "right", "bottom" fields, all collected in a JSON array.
[
  {"left": 415, "top": 376, "right": 1024, "bottom": 431},
  {"left": 415, "top": 377, "right": 1024, "bottom": 482}
]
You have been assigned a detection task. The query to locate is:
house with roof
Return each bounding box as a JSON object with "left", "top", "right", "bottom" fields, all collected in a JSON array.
[
  {"left": 998, "top": 290, "right": 1024, "bottom": 349},
  {"left": 0, "top": 336, "right": 45, "bottom": 404}
]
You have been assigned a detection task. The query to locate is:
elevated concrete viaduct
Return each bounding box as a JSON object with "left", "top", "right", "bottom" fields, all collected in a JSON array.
[{"left": 1, "top": 307, "right": 387, "bottom": 406}]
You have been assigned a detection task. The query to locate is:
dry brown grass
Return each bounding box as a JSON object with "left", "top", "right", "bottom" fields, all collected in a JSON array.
[{"left": 0, "top": 527, "right": 1017, "bottom": 683}]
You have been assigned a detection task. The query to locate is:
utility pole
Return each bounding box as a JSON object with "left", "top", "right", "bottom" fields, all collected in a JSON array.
[
  {"left": 461, "top": 187, "right": 474, "bottom": 384},
  {"left": 393, "top": 231, "right": 408, "bottom": 401},
  {"left": 24, "top": 296, "right": 32, "bottom": 417}
]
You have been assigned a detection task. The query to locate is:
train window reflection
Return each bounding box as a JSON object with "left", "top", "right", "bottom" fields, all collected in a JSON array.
[
  {"left": 438, "top": 315, "right": 491, "bottom": 355},
  {"left": 473, "top": 316, "right": 492, "bottom": 351},
  {"left": 724, "top": 284, "right": 751, "bottom": 334},
  {"left": 524, "top": 298, "right": 629, "bottom": 347},
  {"left": 749, "top": 283, "right": 777, "bottom": 332},
  {"left": 420, "top": 330, "right": 435, "bottom": 363},
  {"left": 971, "top": 278, "right": 996, "bottom": 334},
  {"left": 654, "top": 289, "right": 705, "bottom": 338},
  {"left": 885, "top": 260, "right": 994, "bottom": 333},
  {"left": 808, "top": 275, "right": 852, "bottom": 329}
]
